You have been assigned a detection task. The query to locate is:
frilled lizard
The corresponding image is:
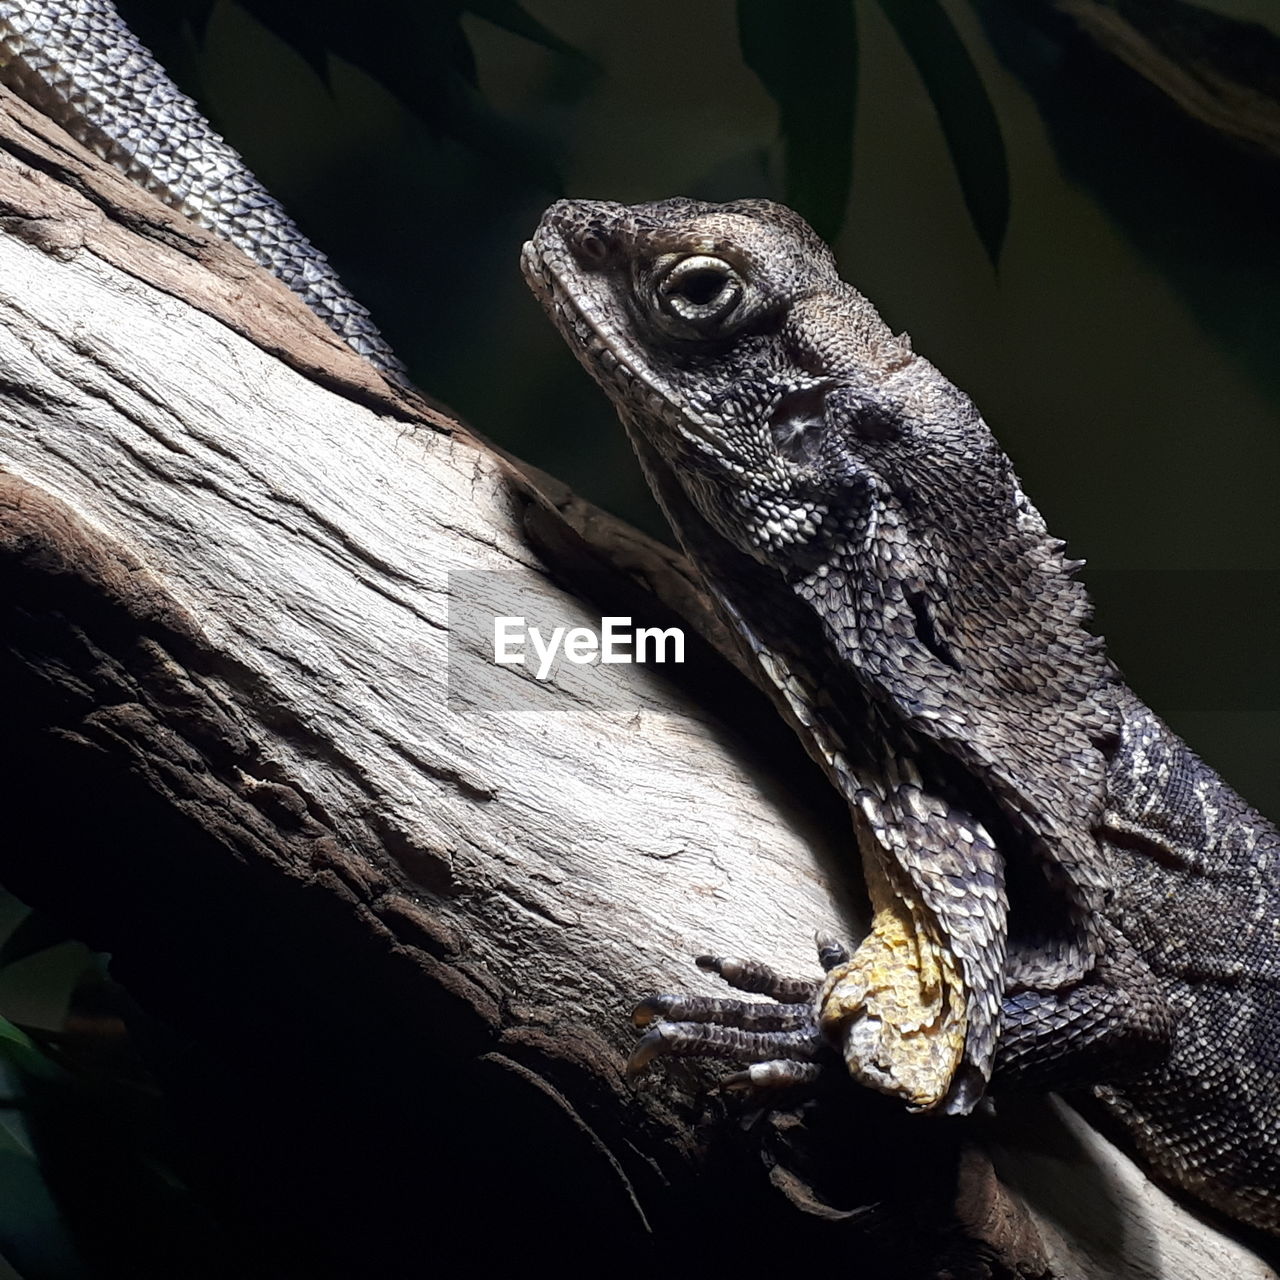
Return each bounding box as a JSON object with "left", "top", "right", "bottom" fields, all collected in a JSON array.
[{"left": 521, "top": 197, "right": 1280, "bottom": 1237}]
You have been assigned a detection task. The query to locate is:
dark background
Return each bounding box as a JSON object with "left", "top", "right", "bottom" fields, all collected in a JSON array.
[{"left": 112, "top": 0, "right": 1280, "bottom": 819}]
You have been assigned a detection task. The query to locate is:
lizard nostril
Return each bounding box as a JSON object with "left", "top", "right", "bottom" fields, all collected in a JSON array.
[{"left": 574, "top": 229, "right": 612, "bottom": 267}]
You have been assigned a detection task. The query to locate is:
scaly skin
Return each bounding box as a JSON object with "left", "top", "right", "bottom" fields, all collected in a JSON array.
[
  {"left": 0, "top": 0, "right": 406, "bottom": 381},
  {"left": 522, "top": 197, "right": 1280, "bottom": 1234}
]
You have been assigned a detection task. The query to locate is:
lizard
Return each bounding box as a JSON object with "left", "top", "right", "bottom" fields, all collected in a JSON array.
[{"left": 521, "top": 196, "right": 1280, "bottom": 1238}]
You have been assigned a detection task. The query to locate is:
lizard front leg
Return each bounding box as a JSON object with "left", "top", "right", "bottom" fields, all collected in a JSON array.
[
  {"left": 629, "top": 925, "right": 1173, "bottom": 1107},
  {"left": 991, "top": 933, "right": 1172, "bottom": 1091},
  {"left": 815, "top": 841, "right": 969, "bottom": 1110},
  {"left": 630, "top": 780, "right": 1009, "bottom": 1114}
]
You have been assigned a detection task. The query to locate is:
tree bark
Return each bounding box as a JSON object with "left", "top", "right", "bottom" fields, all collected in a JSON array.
[{"left": 0, "top": 84, "right": 1273, "bottom": 1279}]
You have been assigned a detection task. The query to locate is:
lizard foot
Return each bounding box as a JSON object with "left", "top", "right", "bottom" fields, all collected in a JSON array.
[{"left": 626, "top": 938, "right": 851, "bottom": 1091}]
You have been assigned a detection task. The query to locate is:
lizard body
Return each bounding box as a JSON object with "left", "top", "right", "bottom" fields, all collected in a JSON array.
[{"left": 522, "top": 197, "right": 1280, "bottom": 1235}]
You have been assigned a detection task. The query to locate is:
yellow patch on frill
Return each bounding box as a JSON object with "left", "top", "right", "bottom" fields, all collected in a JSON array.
[{"left": 818, "top": 854, "right": 967, "bottom": 1109}]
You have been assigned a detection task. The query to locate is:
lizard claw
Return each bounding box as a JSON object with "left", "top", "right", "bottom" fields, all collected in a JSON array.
[
  {"left": 631, "top": 995, "right": 681, "bottom": 1028},
  {"left": 815, "top": 933, "right": 850, "bottom": 971},
  {"left": 624, "top": 943, "right": 845, "bottom": 1087},
  {"left": 626, "top": 1027, "right": 672, "bottom": 1078},
  {"left": 720, "top": 1061, "right": 825, "bottom": 1092}
]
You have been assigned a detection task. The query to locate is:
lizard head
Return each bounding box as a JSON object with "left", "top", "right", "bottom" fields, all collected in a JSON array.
[
  {"left": 521, "top": 196, "right": 873, "bottom": 565},
  {"left": 522, "top": 196, "right": 1113, "bottom": 780},
  {"left": 521, "top": 199, "right": 1092, "bottom": 658}
]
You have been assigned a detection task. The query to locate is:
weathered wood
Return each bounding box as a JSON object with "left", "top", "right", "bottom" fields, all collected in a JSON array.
[{"left": 0, "top": 83, "right": 1272, "bottom": 1278}]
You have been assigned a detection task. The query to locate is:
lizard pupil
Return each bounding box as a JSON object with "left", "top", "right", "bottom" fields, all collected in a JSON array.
[{"left": 673, "top": 269, "right": 727, "bottom": 306}]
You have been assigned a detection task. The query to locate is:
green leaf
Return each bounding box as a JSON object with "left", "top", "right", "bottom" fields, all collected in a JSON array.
[
  {"left": 737, "top": 0, "right": 859, "bottom": 242},
  {"left": 0, "top": 1147, "right": 87, "bottom": 1279},
  {"left": 466, "top": 0, "right": 594, "bottom": 68},
  {"left": 0, "top": 1076, "right": 91, "bottom": 1279},
  {"left": 0, "top": 1021, "right": 61, "bottom": 1083},
  {"left": 0, "top": 913, "right": 72, "bottom": 972},
  {"left": 876, "top": 0, "right": 1009, "bottom": 266}
]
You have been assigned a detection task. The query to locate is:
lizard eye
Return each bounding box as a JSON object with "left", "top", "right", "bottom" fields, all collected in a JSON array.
[{"left": 655, "top": 255, "right": 743, "bottom": 331}]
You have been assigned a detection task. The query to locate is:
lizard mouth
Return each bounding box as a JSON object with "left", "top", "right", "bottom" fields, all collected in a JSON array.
[{"left": 521, "top": 231, "right": 736, "bottom": 460}]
